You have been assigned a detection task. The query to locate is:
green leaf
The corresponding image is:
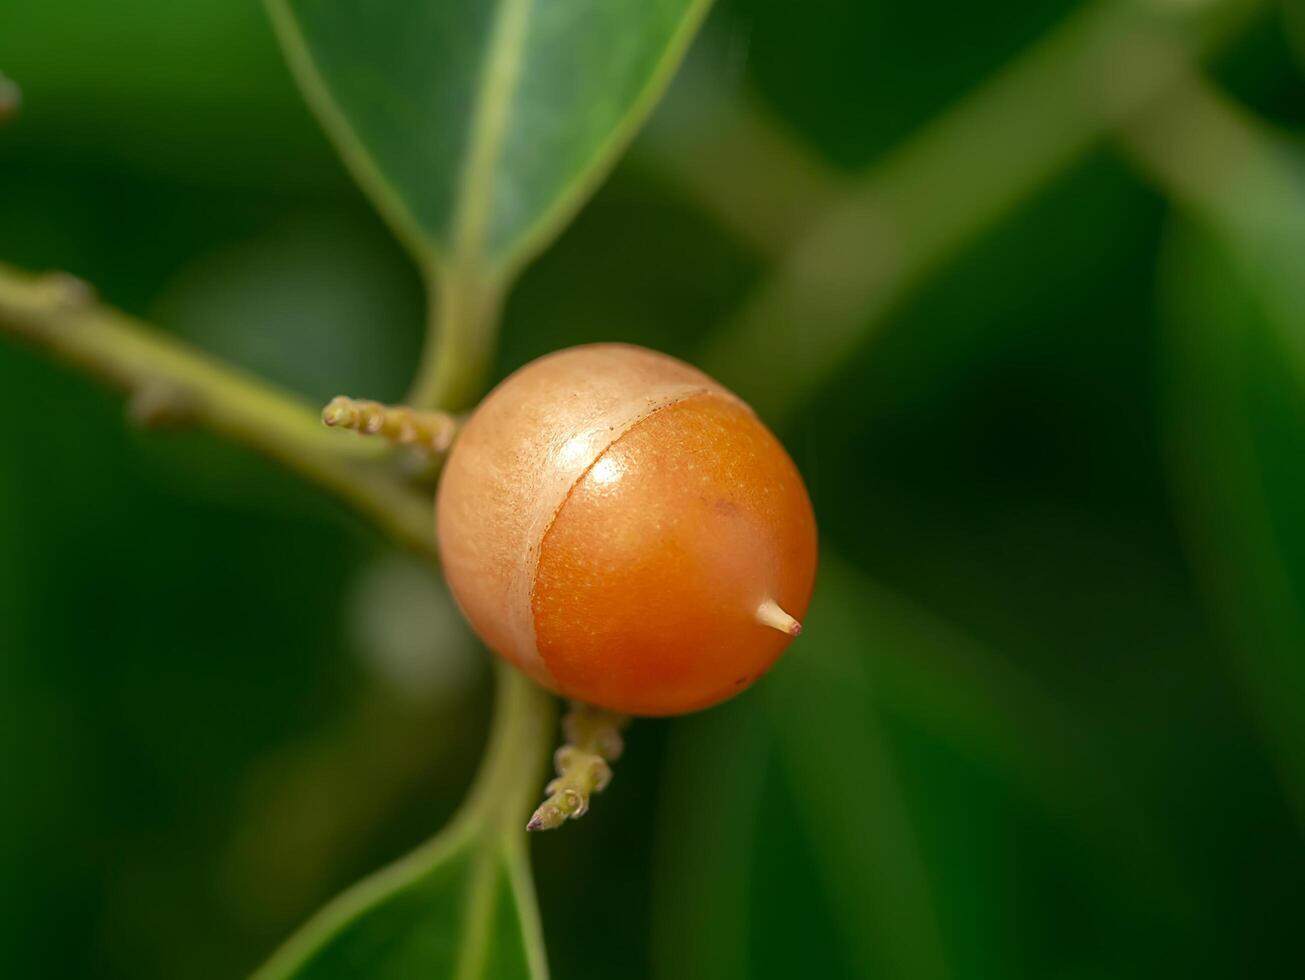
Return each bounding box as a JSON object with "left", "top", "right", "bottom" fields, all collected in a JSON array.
[
  {"left": 265, "top": 0, "right": 713, "bottom": 279},
  {"left": 251, "top": 666, "right": 555, "bottom": 980},
  {"left": 251, "top": 832, "right": 543, "bottom": 980}
]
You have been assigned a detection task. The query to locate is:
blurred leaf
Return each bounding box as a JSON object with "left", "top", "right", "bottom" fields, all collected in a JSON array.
[
  {"left": 0, "top": 0, "right": 323, "bottom": 187},
  {"left": 1159, "top": 215, "right": 1305, "bottom": 827},
  {"left": 655, "top": 554, "right": 1194, "bottom": 979},
  {"left": 824, "top": 558, "right": 1186, "bottom": 898},
  {"left": 153, "top": 212, "right": 422, "bottom": 405},
  {"left": 690, "top": 0, "right": 1261, "bottom": 423},
  {"left": 1287, "top": 2, "right": 1305, "bottom": 71},
  {"left": 651, "top": 695, "right": 769, "bottom": 980},
  {"left": 1126, "top": 80, "right": 1305, "bottom": 388},
  {"left": 265, "top": 0, "right": 713, "bottom": 279},
  {"left": 221, "top": 691, "right": 482, "bottom": 936},
  {"left": 773, "top": 558, "right": 1153, "bottom": 980},
  {"left": 764, "top": 564, "right": 952, "bottom": 980},
  {"left": 346, "top": 554, "right": 480, "bottom": 702},
  {"left": 252, "top": 667, "right": 551, "bottom": 980},
  {"left": 827, "top": 555, "right": 1222, "bottom": 970}
]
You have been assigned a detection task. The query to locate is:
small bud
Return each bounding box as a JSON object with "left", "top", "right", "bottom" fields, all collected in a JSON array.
[{"left": 321, "top": 396, "right": 358, "bottom": 428}]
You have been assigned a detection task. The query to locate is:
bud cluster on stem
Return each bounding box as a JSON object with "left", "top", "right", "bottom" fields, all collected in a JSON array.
[
  {"left": 528, "top": 702, "right": 630, "bottom": 832},
  {"left": 322, "top": 395, "right": 460, "bottom": 453}
]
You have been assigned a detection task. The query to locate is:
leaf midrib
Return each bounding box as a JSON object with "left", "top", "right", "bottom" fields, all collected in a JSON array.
[
  {"left": 451, "top": 0, "right": 533, "bottom": 265},
  {"left": 452, "top": 847, "right": 499, "bottom": 980}
]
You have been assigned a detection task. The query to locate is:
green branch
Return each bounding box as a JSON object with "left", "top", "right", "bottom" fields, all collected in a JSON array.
[
  {"left": 0, "top": 260, "right": 569, "bottom": 970},
  {"left": 1121, "top": 74, "right": 1305, "bottom": 240},
  {"left": 0, "top": 264, "right": 436, "bottom": 556}
]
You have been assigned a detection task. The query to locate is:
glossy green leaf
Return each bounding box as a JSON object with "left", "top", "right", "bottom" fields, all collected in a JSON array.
[
  {"left": 265, "top": 0, "right": 713, "bottom": 278},
  {"left": 251, "top": 667, "right": 554, "bottom": 980}
]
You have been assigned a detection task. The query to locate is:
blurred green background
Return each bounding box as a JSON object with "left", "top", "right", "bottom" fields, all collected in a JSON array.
[{"left": 3, "top": 1, "right": 1304, "bottom": 978}]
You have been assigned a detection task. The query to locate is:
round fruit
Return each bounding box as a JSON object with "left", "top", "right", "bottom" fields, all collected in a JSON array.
[{"left": 436, "top": 343, "right": 817, "bottom": 716}]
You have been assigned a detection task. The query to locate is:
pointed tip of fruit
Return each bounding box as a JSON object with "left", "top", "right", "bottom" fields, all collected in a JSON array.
[{"left": 756, "top": 599, "right": 802, "bottom": 637}]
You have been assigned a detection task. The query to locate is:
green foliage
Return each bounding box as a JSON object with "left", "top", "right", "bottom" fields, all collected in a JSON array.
[
  {"left": 265, "top": 0, "right": 713, "bottom": 408},
  {"left": 655, "top": 556, "right": 1200, "bottom": 979},
  {"left": 763, "top": 564, "right": 949, "bottom": 980},
  {"left": 254, "top": 830, "right": 541, "bottom": 980},
  {"left": 266, "top": 0, "right": 712, "bottom": 278},
  {"left": 253, "top": 668, "right": 552, "bottom": 980},
  {"left": 3, "top": 1, "right": 1305, "bottom": 980}
]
